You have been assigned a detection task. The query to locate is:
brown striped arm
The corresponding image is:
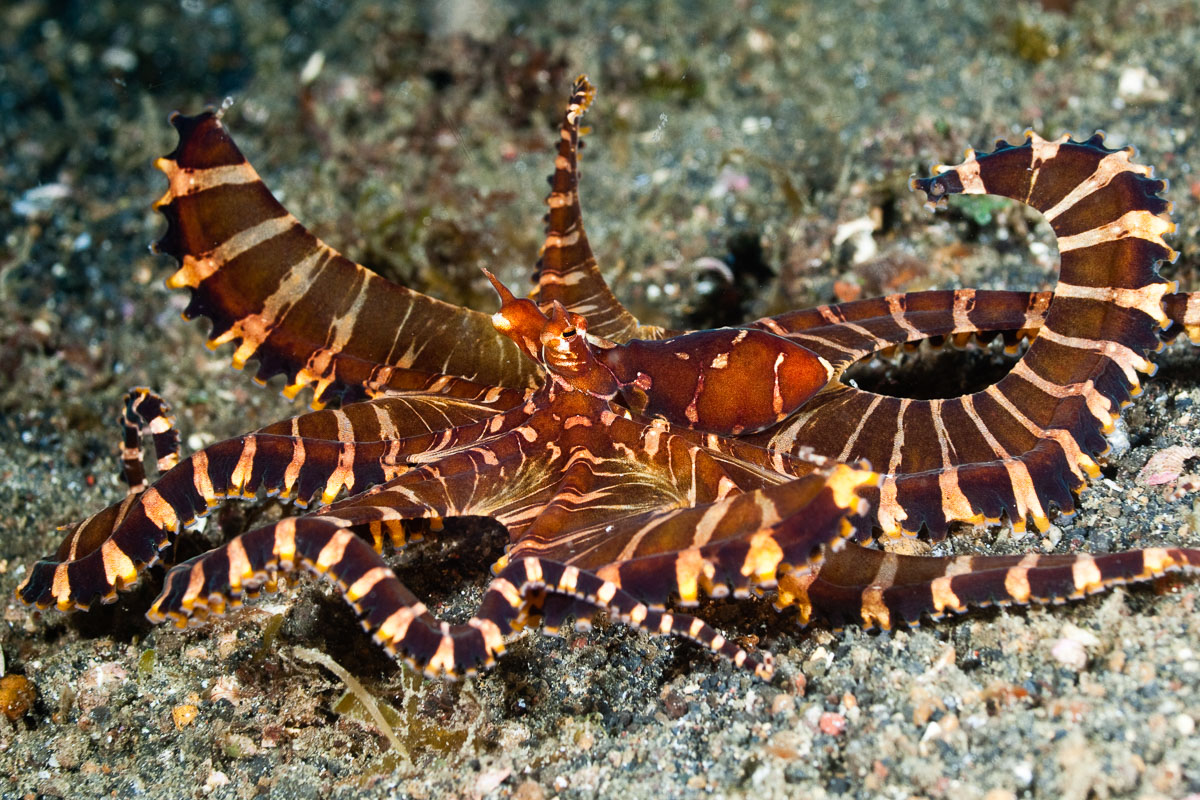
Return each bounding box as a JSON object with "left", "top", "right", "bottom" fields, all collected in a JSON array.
[
  {"left": 756, "top": 289, "right": 1051, "bottom": 373},
  {"left": 531, "top": 76, "right": 666, "bottom": 344},
  {"left": 322, "top": 389, "right": 782, "bottom": 541},
  {"left": 757, "top": 289, "right": 1197, "bottom": 368},
  {"left": 146, "top": 509, "right": 772, "bottom": 678},
  {"left": 16, "top": 382, "right": 529, "bottom": 611},
  {"left": 152, "top": 111, "right": 541, "bottom": 407},
  {"left": 778, "top": 541, "right": 1200, "bottom": 631},
  {"left": 495, "top": 464, "right": 875, "bottom": 673},
  {"left": 507, "top": 464, "right": 876, "bottom": 608},
  {"left": 1164, "top": 290, "right": 1200, "bottom": 344},
  {"left": 749, "top": 133, "right": 1174, "bottom": 540},
  {"left": 120, "top": 388, "right": 182, "bottom": 496},
  {"left": 144, "top": 391, "right": 874, "bottom": 678},
  {"left": 483, "top": 556, "right": 773, "bottom": 677}
]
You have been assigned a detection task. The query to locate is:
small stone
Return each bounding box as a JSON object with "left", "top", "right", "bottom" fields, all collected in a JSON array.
[
  {"left": 1061, "top": 622, "right": 1101, "bottom": 648},
  {"left": 662, "top": 690, "right": 687, "bottom": 719},
  {"left": 513, "top": 781, "right": 545, "bottom": 800},
  {"left": 51, "top": 736, "right": 86, "bottom": 770},
  {"left": 99, "top": 46, "right": 137, "bottom": 72},
  {"left": 833, "top": 279, "right": 862, "bottom": 303},
  {"left": 1041, "top": 525, "right": 1063, "bottom": 551},
  {"left": 474, "top": 768, "right": 510, "bottom": 796},
  {"left": 204, "top": 771, "right": 229, "bottom": 790},
  {"left": 818, "top": 711, "right": 846, "bottom": 736},
  {"left": 172, "top": 704, "right": 199, "bottom": 729},
  {"left": 1103, "top": 418, "right": 1131, "bottom": 459},
  {"left": 746, "top": 28, "right": 773, "bottom": 53},
  {"left": 1051, "top": 622, "right": 1100, "bottom": 670},
  {"left": 496, "top": 721, "right": 530, "bottom": 749},
  {"left": 765, "top": 731, "right": 804, "bottom": 761},
  {"left": 0, "top": 675, "right": 37, "bottom": 721},
  {"left": 207, "top": 675, "right": 240, "bottom": 705},
  {"left": 770, "top": 693, "right": 794, "bottom": 715},
  {"left": 1051, "top": 637, "right": 1088, "bottom": 671},
  {"left": 1117, "top": 66, "right": 1168, "bottom": 103},
  {"left": 832, "top": 216, "right": 878, "bottom": 265},
  {"left": 75, "top": 662, "right": 127, "bottom": 712},
  {"left": 299, "top": 50, "right": 325, "bottom": 85},
  {"left": 12, "top": 183, "right": 71, "bottom": 218},
  {"left": 1175, "top": 714, "right": 1195, "bottom": 736},
  {"left": 221, "top": 733, "right": 258, "bottom": 759}
]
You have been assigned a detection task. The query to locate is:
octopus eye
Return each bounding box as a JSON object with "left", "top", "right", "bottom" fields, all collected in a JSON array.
[{"left": 562, "top": 328, "right": 577, "bottom": 339}]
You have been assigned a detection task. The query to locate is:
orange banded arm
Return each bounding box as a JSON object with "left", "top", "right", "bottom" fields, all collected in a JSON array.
[
  {"left": 16, "top": 380, "right": 528, "bottom": 611},
  {"left": 531, "top": 76, "right": 666, "bottom": 343},
  {"left": 153, "top": 111, "right": 541, "bottom": 407},
  {"left": 781, "top": 541, "right": 1200, "bottom": 631},
  {"left": 749, "top": 132, "right": 1175, "bottom": 540}
]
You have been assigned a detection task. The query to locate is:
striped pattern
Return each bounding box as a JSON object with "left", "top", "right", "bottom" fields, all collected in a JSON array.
[
  {"left": 530, "top": 76, "right": 666, "bottom": 344},
  {"left": 17, "top": 378, "right": 526, "bottom": 611},
  {"left": 602, "top": 328, "right": 834, "bottom": 435},
  {"left": 152, "top": 110, "right": 540, "bottom": 408},
  {"left": 779, "top": 542, "right": 1200, "bottom": 632},
  {"left": 743, "top": 132, "right": 1177, "bottom": 539},
  {"left": 148, "top": 519, "right": 775, "bottom": 679},
  {"left": 120, "top": 388, "right": 181, "bottom": 495},
  {"left": 18, "top": 78, "right": 1200, "bottom": 683},
  {"left": 1164, "top": 290, "right": 1200, "bottom": 344},
  {"left": 142, "top": 387, "right": 877, "bottom": 678}
]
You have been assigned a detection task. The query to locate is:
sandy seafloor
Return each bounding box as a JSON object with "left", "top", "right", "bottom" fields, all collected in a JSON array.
[{"left": 2, "top": 0, "right": 1200, "bottom": 798}]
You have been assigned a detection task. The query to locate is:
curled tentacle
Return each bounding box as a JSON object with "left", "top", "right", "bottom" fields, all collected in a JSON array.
[
  {"left": 751, "top": 132, "right": 1174, "bottom": 539},
  {"left": 120, "top": 388, "right": 182, "bottom": 495},
  {"left": 146, "top": 509, "right": 776, "bottom": 679}
]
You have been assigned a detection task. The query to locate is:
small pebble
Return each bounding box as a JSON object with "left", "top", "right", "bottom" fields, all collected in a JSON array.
[
  {"left": 1061, "top": 622, "right": 1102, "bottom": 647},
  {"left": 513, "top": 781, "right": 545, "bottom": 800},
  {"left": 0, "top": 675, "right": 36, "bottom": 721},
  {"left": 99, "top": 46, "right": 137, "bottom": 72},
  {"left": 818, "top": 711, "right": 846, "bottom": 736},
  {"left": 204, "top": 770, "right": 229, "bottom": 790},
  {"left": 662, "top": 690, "right": 687, "bottom": 719},
  {"left": 12, "top": 183, "right": 71, "bottom": 218},
  {"left": 474, "top": 768, "right": 511, "bottom": 796},
  {"left": 172, "top": 704, "right": 199, "bottom": 730},
  {"left": 76, "top": 662, "right": 127, "bottom": 712},
  {"left": 1051, "top": 637, "right": 1089, "bottom": 671},
  {"left": 1103, "top": 417, "right": 1131, "bottom": 458}
]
